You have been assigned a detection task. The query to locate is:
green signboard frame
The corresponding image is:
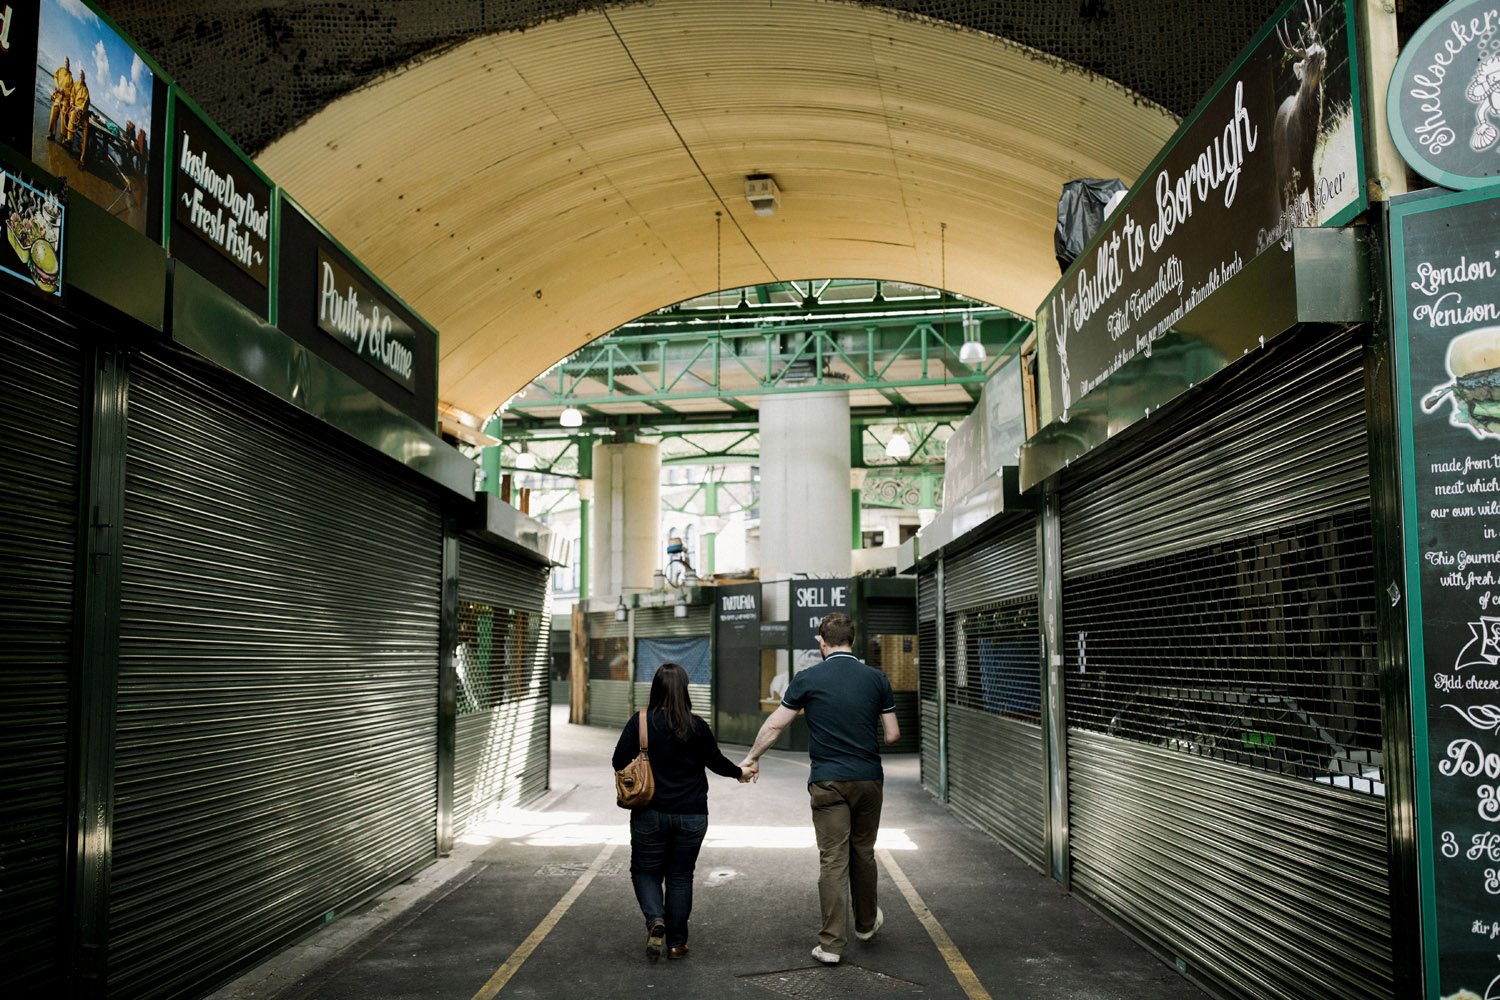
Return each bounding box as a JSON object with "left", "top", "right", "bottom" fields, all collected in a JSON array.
[{"left": 1391, "top": 181, "right": 1500, "bottom": 1000}]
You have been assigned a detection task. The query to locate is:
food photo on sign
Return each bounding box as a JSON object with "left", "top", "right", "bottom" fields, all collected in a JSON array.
[
  {"left": 1422, "top": 327, "right": 1500, "bottom": 439},
  {"left": 0, "top": 168, "right": 63, "bottom": 296},
  {"left": 30, "top": 0, "right": 153, "bottom": 233}
]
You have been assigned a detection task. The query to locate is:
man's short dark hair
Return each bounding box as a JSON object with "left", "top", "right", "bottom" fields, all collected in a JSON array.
[{"left": 818, "top": 613, "right": 855, "bottom": 648}]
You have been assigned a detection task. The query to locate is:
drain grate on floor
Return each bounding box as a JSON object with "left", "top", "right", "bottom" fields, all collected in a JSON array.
[
  {"left": 740, "top": 964, "right": 927, "bottom": 997},
  {"left": 533, "top": 862, "right": 627, "bottom": 877}
]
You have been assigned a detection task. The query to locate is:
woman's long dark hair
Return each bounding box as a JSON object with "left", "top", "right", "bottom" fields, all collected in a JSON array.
[{"left": 648, "top": 662, "right": 695, "bottom": 741}]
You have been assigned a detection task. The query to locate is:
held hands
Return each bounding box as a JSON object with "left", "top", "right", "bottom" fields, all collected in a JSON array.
[{"left": 738, "top": 759, "right": 760, "bottom": 784}]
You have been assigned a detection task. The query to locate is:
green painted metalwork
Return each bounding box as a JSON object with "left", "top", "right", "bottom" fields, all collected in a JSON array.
[
  {"left": 860, "top": 471, "right": 945, "bottom": 511},
  {"left": 503, "top": 281, "right": 1026, "bottom": 418}
]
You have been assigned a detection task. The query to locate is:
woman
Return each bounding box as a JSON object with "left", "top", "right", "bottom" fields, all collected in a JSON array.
[{"left": 612, "top": 662, "right": 751, "bottom": 961}]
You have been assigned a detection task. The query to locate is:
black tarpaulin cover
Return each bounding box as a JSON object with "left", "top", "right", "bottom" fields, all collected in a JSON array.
[{"left": 1055, "top": 178, "right": 1126, "bottom": 273}]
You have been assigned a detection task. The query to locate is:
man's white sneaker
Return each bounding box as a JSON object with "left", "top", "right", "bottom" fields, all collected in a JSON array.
[
  {"left": 811, "top": 945, "right": 841, "bottom": 965},
  {"left": 855, "top": 907, "right": 884, "bottom": 942}
]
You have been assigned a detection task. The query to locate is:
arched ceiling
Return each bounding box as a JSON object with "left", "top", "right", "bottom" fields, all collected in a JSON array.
[
  {"left": 252, "top": 0, "right": 1183, "bottom": 418},
  {"left": 97, "top": 0, "right": 1445, "bottom": 424}
]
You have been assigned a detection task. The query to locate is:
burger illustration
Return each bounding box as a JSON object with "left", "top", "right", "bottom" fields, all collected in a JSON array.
[
  {"left": 27, "top": 237, "right": 58, "bottom": 294},
  {"left": 1423, "top": 327, "right": 1500, "bottom": 438}
]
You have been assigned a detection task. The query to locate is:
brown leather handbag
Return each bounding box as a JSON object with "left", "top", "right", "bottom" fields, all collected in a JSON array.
[{"left": 615, "top": 709, "right": 655, "bottom": 808}]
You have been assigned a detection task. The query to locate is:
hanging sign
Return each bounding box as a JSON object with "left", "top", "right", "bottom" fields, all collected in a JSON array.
[
  {"left": 1033, "top": 0, "right": 1365, "bottom": 430},
  {"left": 1388, "top": 0, "right": 1500, "bottom": 190},
  {"left": 1392, "top": 184, "right": 1500, "bottom": 1000},
  {"left": 168, "top": 91, "right": 270, "bottom": 315},
  {"left": 316, "top": 246, "right": 417, "bottom": 391},
  {"left": 0, "top": 163, "right": 63, "bottom": 297},
  {"left": 30, "top": 0, "right": 161, "bottom": 236}
]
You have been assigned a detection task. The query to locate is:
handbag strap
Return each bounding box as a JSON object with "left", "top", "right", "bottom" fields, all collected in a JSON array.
[{"left": 637, "top": 709, "right": 649, "bottom": 753}]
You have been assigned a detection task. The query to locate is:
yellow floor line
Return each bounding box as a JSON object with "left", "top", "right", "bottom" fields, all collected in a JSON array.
[
  {"left": 877, "top": 847, "right": 993, "bottom": 1000},
  {"left": 470, "top": 841, "right": 618, "bottom": 1000}
]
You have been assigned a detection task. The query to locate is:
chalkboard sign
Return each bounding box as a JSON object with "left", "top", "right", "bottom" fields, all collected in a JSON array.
[
  {"left": 791, "top": 579, "right": 851, "bottom": 677},
  {"left": 1392, "top": 184, "right": 1500, "bottom": 1000},
  {"left": 758, "top": 621, "right": 790, "bottom": 649},
  {"left": 714, "top": 582, "right": 762, "bottom": 715}
]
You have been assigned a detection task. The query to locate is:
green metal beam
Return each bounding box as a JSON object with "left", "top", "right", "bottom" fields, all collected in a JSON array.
[{"left": 506, "top": 302, "right": 1025, "bottom": 412}]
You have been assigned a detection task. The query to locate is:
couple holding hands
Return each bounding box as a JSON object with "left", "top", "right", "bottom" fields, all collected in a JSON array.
[{"left": 609, "top": 613, "right": 900, "bottom": 964}]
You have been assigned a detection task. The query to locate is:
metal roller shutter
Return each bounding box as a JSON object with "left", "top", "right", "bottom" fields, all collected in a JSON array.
[
  {"left": 1059, "top": 330, "right": 1391, "bottom": 999},
  {"left": 941, "top": 515, "right": 1045, "bottom": 866},
  {"left": 864, "top": 597, "right": 920, "bottom": 753},
  {"left": 944, "top": 520, "right": 1037, "bottom": 612},
  {"left": 587, "top": 609, "right": 632, "bottom": 728},
  {"left": 917, "top": 571, "right": 939, "bottom": 790},
  {"left": 1061, "top": 331, "right": 1370, "bottom": 578},
  {"left": 110, "top": 348, "right": 444, "bottom": 1000},
  {"left": 0, "top": 320, "right": 83, "bottom": 992},
  {"left": 863, "top": 598, "right": 915, "bottom": 635},
  {"left": 454, "top": 538, "right": 553, "bottom": 833},
  {"left": 591, "top": 680, "right": 633, "bottom": 729},
  {"left": 948, "top": 706, "right": 1045, "bottom": 868}
]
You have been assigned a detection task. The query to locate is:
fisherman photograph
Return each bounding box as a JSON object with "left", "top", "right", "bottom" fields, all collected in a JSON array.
[{"left": 31, "top": 0, "right": 154, "bottom": 233}]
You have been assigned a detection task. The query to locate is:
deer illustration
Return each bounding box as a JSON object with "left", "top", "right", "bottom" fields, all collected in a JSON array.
[{"left": 1272, "top": 0, "right": 1326, "bottom": 223}]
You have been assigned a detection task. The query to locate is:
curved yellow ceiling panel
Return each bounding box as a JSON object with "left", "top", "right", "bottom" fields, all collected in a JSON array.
[{"left": 258, "top": 0, "right": 1177, "bottom": 420}]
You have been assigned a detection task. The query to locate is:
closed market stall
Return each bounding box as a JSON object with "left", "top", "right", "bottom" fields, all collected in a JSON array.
[
  {"left": 631, "top": 602, "right": 714, "bottom": 721},
  {"left": 0, "top": 310, "right": 85, "bottom": 993},
  {"left": 107, "top": 344, "right": 446, "bottom": 999},
  {"left": 454, "top": 533, "right": 553, "bottom": 833},
  {"left": 942, "top": 515, "right": 1045, "bottom": 870},
  {"left": 1057, "top": 329, "right": 1391, "bottom": 999}
]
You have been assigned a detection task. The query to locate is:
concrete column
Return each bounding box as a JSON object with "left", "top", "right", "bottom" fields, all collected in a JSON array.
[
  {"left": 759, "top": 391, "right": 852, "bottom": 582},
  {"left": 588, "top": 441, "right": 661, "bottom": 597}
]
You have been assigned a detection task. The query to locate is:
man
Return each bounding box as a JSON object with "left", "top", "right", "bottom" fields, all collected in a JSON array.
[
  {"left": 47, "top": 58, "right": 73, "bottom": 140},
  {"left": 66, "top": 70, "right": 90, "bottom": 149},
  {"left": 741, "top": 612, "right": 899, "bottom": 965}
]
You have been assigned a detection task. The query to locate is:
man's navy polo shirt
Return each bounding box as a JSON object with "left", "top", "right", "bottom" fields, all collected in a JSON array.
[{"left": 781, "top": 651, "right": 897, "bottom": 783}]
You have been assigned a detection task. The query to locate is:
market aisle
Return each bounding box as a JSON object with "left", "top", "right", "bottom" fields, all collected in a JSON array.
[{"left": 211, "top": 706, "right": 1205, "bottom": 1000}]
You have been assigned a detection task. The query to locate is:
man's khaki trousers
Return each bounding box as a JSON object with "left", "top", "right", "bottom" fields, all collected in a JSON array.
[{"left": 808, "top": 779, "right": 884, "bottom": 954}]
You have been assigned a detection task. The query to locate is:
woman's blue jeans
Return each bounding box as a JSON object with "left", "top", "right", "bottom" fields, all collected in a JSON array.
[{"left": 629, "top": 809, "right": 708, "bottom": 949}]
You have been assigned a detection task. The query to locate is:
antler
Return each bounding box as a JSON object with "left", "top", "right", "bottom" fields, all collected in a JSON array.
[
  {"left": 1276, "top": 19, "right": 1302, "bottom": 55},
  {"left": 1303, "top": 0, "right": 1323, "bottom": 41}
]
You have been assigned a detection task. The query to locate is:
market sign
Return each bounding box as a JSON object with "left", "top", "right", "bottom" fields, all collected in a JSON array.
[
  {"left": 28, "top": 0, "right": 163, "bottom": 239},
  {"left": 0, "top": 164, "right": 63, "bottom": 297},
  {"left": 316, "top": 247, "right": 417, "bottom": 391},
  {"left": 1388, "top": 0, "right": 1500, "bottom": 190},
  {"left": 1033, "top": 0, "right": 1366, "bottom": 430},
  {"left": 0, "top": 1, "right": 39, "bottom": 152},
  {"left": 277, "top": 194, "right": 437, "bottom": 426},
  {"left": 168, "top": 91, "right": 270, "bottom": 315},
  {"left": 715, "top": 582, "right": 763, "bottom": 714},
  {"left": 791, "top": 579, "right": 850, "bottom": 678},
  {"left": 1391, "top": 184, "right": 1500, "bottom": 1000}
]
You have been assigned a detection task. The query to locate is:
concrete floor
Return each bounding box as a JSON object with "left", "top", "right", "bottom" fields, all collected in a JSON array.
[{"left": 211, "top": 707, "right": 1206, "bottom": 1000}]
